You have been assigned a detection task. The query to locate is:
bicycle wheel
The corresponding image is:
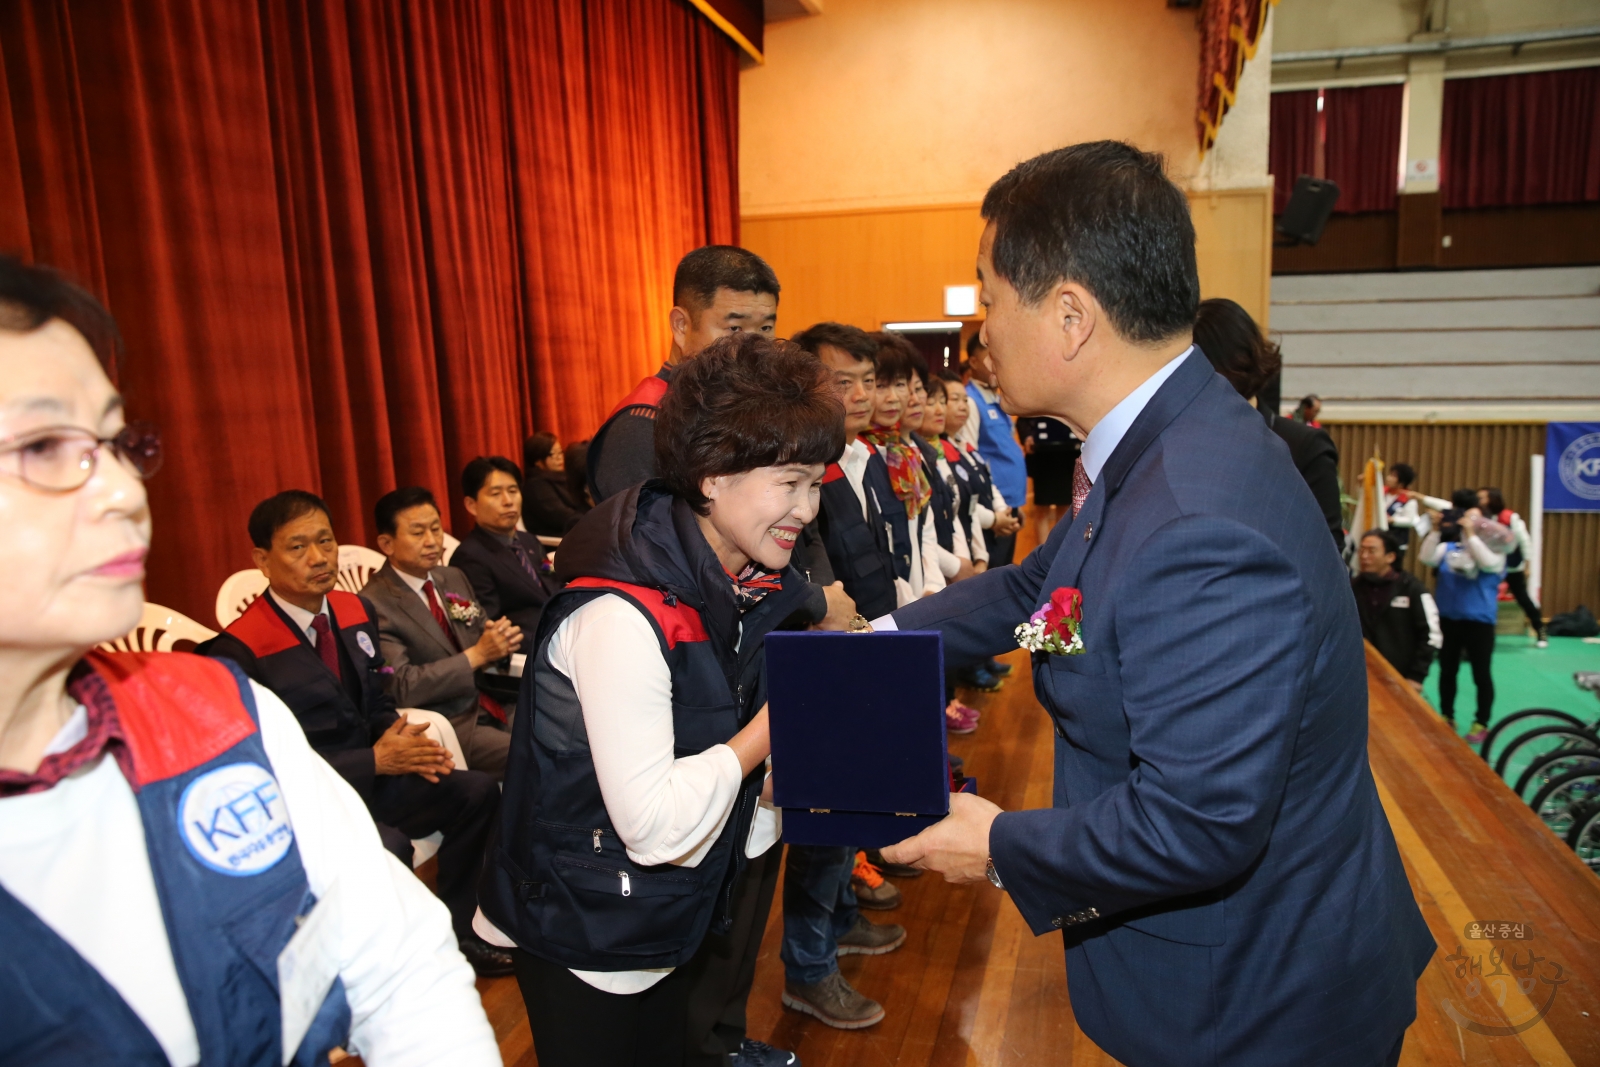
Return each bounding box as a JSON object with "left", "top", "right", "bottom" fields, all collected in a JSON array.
[
  {"left": 1493, "top": 724, "right": 1600, "bottom": 785},
  {"left": 1479, "top": 708, "right": 1587, "bottom": 765},
  {"left": 1566, "top": 800, "right": 1600, "bottom": 876},
  {"left": 1513, "top": 746, "right": 1600, "bottom": 803},
  {"left": 1528, "top": 767, "right": 1600, "bottom": 839}
]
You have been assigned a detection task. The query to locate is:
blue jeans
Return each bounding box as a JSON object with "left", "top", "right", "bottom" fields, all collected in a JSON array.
[{"left": 780, "top": 844, "right": 859, "bottom": 985}]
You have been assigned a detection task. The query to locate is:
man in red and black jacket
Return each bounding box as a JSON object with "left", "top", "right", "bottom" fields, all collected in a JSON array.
[
  {"left": 199, "top": 490, "right": 510, "bottom": 976},
  {"left": 587, "top": 246, "right": 781, "bottom": 504}
]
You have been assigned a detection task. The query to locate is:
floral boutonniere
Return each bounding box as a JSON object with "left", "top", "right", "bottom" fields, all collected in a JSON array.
[
  {"left": 443, "top": 592, "right": 483, "bottom": 624},
  {"left": 1015, "top": 586, "right": 1085, "bottom": 656}
]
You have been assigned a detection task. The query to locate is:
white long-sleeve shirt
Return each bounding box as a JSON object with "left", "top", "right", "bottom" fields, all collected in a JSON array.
[
  {"left": 539, "top": 594, "right": 779, "bottom": 994},
  {"left": 0, "top": 682, "right": 499, "bottom": 1067},
  {"left": 1420, "top": 530, "right": 1507, "bottom": 577}
]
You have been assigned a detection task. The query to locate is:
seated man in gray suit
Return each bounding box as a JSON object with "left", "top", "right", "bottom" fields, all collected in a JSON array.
[{"left": 362, "top": 486, "right": 522, "bottom": 778}]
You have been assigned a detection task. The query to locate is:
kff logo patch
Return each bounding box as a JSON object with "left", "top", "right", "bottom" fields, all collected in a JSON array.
[
  {"left": 179, "top": 762, "right": 294, "bottom": 876},
  {"left": 1558, "top": 432, "right": 1600, "bottom": 502}
]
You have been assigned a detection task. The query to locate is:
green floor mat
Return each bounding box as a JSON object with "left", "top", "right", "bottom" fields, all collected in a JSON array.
[{"left": 1420, "top": 634, "right": 1600, "bottom": 734}]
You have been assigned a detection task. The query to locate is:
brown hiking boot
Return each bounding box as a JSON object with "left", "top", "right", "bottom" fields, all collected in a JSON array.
[
  {"left": 782, "top": 971, "right": 885, "bottom": 1029},
  {"left": 850, "top": 851, "right": 903, "bottom": 910},
  {"left": 835, "top": 913, "right": 906, "bottom": 956}
]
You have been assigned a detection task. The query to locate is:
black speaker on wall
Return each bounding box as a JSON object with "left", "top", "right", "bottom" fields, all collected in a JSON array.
[{"left": 1277, "top": 176, "right": 1341, "bottom": 246}]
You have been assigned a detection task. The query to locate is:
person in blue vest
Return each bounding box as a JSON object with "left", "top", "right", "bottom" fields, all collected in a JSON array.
[
  {"left": 964, "top": 331, "right": 1027, "bottom": 566},
  {"left": 200, "top": 491, "right": 509, "bottom": 977},
  {"left": 0, "top": 256, "right": 497, "bottom": 1066},
  {"left": 1421, "top": 490, "right": 1510, "bottom": 744},
  {"left": 481, "top": 333, "right": 842, "bottom": 1067}
]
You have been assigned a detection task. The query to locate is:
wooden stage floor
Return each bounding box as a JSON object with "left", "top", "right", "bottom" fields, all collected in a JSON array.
[{"left": 473, "top": 513, "right": 1600, "bottom": 1066}]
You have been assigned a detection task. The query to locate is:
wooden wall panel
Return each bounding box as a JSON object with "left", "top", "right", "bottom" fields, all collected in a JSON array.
[
  {"left": 1326, "top": 421, "right": 1599, "bottom": 616},
  {"left": 741, "top": 187, "right": 1275, "bottom": 338}
]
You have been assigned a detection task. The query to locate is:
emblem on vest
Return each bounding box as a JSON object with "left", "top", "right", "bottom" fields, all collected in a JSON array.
[
  {"left": 356, "top": 631, "right": 375, "bottom": 658},
  {"left": 179, "top": 762, "right": 295, "bottom": 876}
]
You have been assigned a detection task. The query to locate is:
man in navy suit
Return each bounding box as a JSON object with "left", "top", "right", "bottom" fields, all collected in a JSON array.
[
  {"left": 880, "top": 143, "right": 1434, "bottom": 1067},
  {"left": 199, "top": 490, "right": 510, "bottom": 976}
]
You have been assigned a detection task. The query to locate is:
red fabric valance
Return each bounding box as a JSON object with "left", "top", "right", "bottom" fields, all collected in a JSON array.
[
  {"left": 0, "top": 0, "right": 739, "bottom": 623},
  {"left": 1442, "top": 66, "right": 1600, "bottom": 209},
  {"left": 1196, "top": 0, "right": 1277, "bottom": 154}
]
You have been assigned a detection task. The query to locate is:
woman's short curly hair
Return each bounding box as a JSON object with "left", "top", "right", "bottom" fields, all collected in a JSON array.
[{"left": 656, "top": 333, "right": 845, "bottom": 515}]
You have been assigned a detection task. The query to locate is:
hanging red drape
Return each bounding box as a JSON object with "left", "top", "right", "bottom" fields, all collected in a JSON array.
[
  {"left": 1196, "top": 0, "right": 1277, "bottom": 154},
  {"left": 1442, "top": 66, "right": 1600, "bottom": 209},
  {"left": 1324, "top": 83, "right": 1403, "bottom": 213},
  {"left": 1269, "top": 89, "right": 1317, "bottom": 214},
  {"left": 0, "top": 0, "right": 739, "bottom": 625}
]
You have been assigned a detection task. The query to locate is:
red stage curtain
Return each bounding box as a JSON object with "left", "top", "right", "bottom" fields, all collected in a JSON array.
[
  {"left": 1324, "top": 83, "right": 1403, "bottom": 213},
  {"left": 1442, "top": 66, "right": 1600, "bottom": 209},
  {"left": 0, "top": 0, "right": 739, "bottom": 623},
  {"left": 1196, "top": 0, "right": 1276, "bottom": 154},
  {"left": 1269, "top": 89, "right": 1317, "bottom": 214}
]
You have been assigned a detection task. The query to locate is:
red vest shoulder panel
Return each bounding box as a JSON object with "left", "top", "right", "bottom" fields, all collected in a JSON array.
[
  {"left": 823, "top": 462, "right": 845, "bottom": 484},
  {"left": 605, "top": 374, "right": 670, "bottom": 420},
  {"left": 327, "top": 590, "right": 369, "bottom": 627},
  {"left": 226, "top": 595, "right": 301, "bottom": 658},
  {"left": 85, "top": 650, "right": 257, "bottom": 786},
  {"left": 565, "top": 577, "right": 709, "bottom": 649}
]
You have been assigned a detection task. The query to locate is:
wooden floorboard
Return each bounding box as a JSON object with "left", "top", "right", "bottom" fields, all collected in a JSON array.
[{"left": 464, "top": 509, "right": 1600, "bottom": 1066}]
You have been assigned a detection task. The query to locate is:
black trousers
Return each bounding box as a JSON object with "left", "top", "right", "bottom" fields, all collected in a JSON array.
[
  {"left": 1438, "top": 617, "right": 1496, "bottom": 727},
  {"left": 985, "top": 527, "right": 1017, "bottom": 568},
  {"left": 516, "top": 949, "right": 689, "bottom": 1067},
  {"left": 680, "top": 844, "right": 783, "bottom": 1066},
  {"left": 370, "top": 768, "right": 498, "bottom": 940},
  {"left": 1505, "top": 570, "right": 1544, "bottom": 633}
]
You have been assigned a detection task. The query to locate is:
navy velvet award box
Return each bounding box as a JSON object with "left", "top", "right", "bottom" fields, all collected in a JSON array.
[{"left": 765, "top": 630, "right": 971, "bottom": 848}]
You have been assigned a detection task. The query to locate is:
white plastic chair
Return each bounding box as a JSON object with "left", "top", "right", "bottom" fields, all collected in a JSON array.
[
  {"left": 215, "top": 569, "right": 270, "bottom": 628},
  {"left": 99, "top": 602, "right": 218, "bottom": 653},
  {"left": 399, "top": 708, "right": 468, "bottom": 867},
  {"left": 441, "top": 531, "right": 460, "bottom": 565},
  {"left": 336, "top": 544, "right": 386, "bottom": 594}
]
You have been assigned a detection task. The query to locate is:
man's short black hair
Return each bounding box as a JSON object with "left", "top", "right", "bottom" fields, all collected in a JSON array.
[
  {"left": 1390, "top": 463, "right": 1415, "bottom": 488},
  {"left": 1361, "top": 528, "right": 1399, "bottom": 556},
  {"left": 793, "top": 322, "right": 876, "bottom": 363},
  {"left": 249, "top": 490, "right": 331, "bottom": 550},
  {"left": 0, "top": 255, "right": 124, "bottom": 378},
  {"left": 672, "top": 246, "right": 780, "bottom": 315},
  {"left": 375, "top": 486, "right": 440, "bottom": 537},
  {"left": 462, "top": 456, "right": 522, "bottom": 500},
  {"left": 656, "top": 333, "right": 844, "bottom": 515},
  {"left": 1450, "top": 488, "right": 1479, "bottom": 511},
  {"left": 980, "top": 141, "right": 1199, "bottom": 345}
]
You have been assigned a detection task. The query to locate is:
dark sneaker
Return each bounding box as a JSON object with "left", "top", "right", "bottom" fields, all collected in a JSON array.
[
  {"left": 964, "top": 665, "right": 1003, "bottom": 692},
  {"left": 850, "top": 851, "right": 903, "bottom": 909},
  {"left": 865, "top": 846, "right": 922, "bottom": 879},
  {"left": 458, "top": 935, "right": 515, "bottom": 977},
  {"left": 835, "top": 914, "right": 906, "bottom": 956},
  {"left": 729, "top": 1037, "right": 799, "bottom": 1066},
  {"left": 782, "top": 971, "right": 885, "bottom": 1029},
  {"left": 986, "top": 658, "right": 1014, "bottom": 676}
]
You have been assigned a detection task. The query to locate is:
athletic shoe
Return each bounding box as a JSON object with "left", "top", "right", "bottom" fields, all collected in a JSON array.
[
  {"left": 986, "top": 658, "right": 1014, "bottom": 676},
  {"left": 865, "top": 846, "right": 922, "bottom": 879},
  {"left": 835, "top": 914, "right": 906, "bottom": 956},
  {"left": 1464, "top": 724, "right": 1489, "bottom": 745},
  {"left": 782, "top": 972, "right": 885, "bottom": 1030},
  {"left": 946, "top": 700, "right": 979, "bottom": 735},
  {"left": 1536, "top": 634, "right": 1549, "bottom": 648},
  {"left": 963, "top": 665, "right": 1003, "bottom": 692},
  {"left": 850, "top": 851, "right": 902, "bottom": 909},
  {"left": 728, "top": 1038, "right": 799, "bottom": 1066}
]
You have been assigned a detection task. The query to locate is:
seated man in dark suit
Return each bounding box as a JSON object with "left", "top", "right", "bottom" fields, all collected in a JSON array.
[
  {"left": 199, "top": 490, "right": 512, "bottom": 976},
  {"left": 362, "top": 486, "right": 522, "bottom": 778},
  {"left": 450, "top": 456, "right": 561, "bottom": 637}
]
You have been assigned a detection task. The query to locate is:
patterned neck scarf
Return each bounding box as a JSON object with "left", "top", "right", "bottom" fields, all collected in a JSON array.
[
  {"left": 861, "top": 427, "right": 932, "bottom": 519},
  {"left": 726, "top": 562, "right": 784, "bottom": 611}
]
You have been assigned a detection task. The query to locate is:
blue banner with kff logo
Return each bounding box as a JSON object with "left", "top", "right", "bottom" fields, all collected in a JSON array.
[{"left": 1546, "top": 422, "right": 1600, "bottom": 511}]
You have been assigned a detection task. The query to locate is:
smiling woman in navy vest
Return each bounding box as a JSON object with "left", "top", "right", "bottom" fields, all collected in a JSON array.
[
  {"left": 0, "top": 258, "right": 498, "bottom": 1066},
  {"left": 482, "top": 333, "right": 843, "bottom": 1067}
]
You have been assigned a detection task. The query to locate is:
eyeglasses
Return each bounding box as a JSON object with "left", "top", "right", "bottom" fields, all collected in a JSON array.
[{"left": 0, "top": 422, "right": 164, "bottom": 492}]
